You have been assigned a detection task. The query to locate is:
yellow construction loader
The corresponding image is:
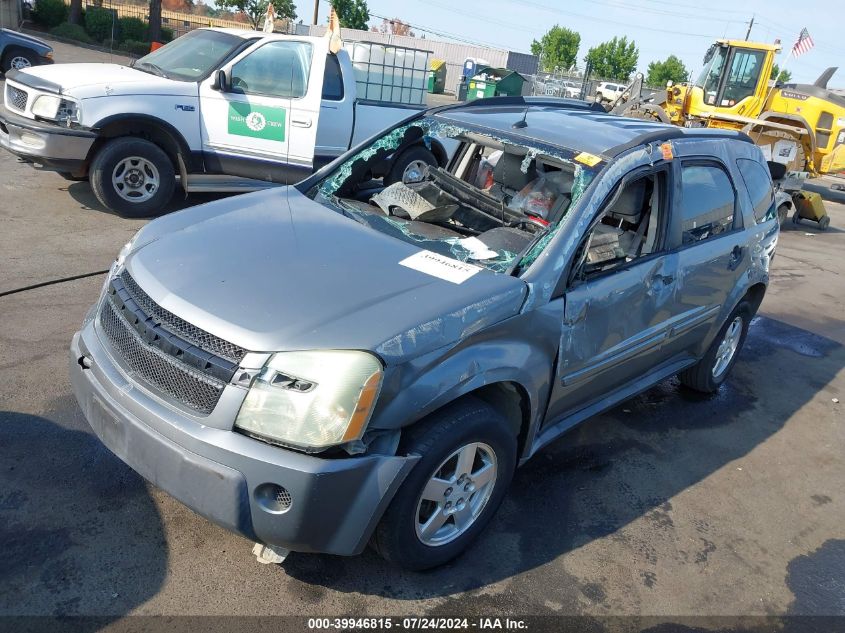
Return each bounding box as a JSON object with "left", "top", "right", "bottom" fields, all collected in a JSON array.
[{"left": 612, "top": 39, "right": 845, "bottom": 228}]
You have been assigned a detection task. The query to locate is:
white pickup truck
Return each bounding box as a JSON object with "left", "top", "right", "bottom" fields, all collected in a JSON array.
[{"left": 0, "top": 28, "right": 447, "bottom": 216}]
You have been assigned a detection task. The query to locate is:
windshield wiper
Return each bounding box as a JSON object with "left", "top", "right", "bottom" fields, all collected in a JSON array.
[{"left": 135, "top": 61, "right": 169, "bottom": 79}]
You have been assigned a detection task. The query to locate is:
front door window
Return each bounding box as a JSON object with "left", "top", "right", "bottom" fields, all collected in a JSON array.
[{"left": 721, "top": 49, "right": 765, "bottom": 106}]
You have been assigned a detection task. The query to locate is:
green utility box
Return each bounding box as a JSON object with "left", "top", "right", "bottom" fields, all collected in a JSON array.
[
  {"left": 427, "top": 59, "right": 447, "bottom": 94},
  {"left": 466, "top": 66, "right": 526, "bottom": 100}
]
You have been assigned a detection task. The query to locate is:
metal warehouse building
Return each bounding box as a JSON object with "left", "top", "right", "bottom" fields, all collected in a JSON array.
[{"left": 295, "top": 24, "right": 538, "bottom": 95}]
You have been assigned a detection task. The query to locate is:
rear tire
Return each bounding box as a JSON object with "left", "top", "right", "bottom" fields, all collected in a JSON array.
[
  {"left": 819, "top": 215, "right": 831, "bottom": 231},
  {"left": 777, "top": 203, "right": 789, "bottom": 226},
  {"left": 679, "top": 301, "right": 752, "bottom": 393},
  {"left": 90, "top": 137, "right": 175, "bottom": 218},
  {"left": 372, "top": 397, "right": 517, "bottom": 570}
]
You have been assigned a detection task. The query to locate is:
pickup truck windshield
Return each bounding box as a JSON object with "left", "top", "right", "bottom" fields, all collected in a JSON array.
[
  {"left": 133, "top": 29, "right": 245, "bottom": 81},
  {"left": 309, "top": 115, "right": 598, "bottom": 274}
]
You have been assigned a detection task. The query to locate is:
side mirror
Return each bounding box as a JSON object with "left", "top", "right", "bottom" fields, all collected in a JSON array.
[{"left": 214, "top": 69, "right": 229, "bottom": 91}]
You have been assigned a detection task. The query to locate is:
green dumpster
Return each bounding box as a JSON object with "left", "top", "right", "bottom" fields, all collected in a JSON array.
[
  {"left": 466, "top": 66, "right": 526, "bottom": 100},
  {"left": 427, "top": 59, "right": 447, "bottom": 94}
]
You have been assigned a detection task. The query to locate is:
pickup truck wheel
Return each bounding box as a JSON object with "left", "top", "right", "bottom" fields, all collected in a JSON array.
[
  {"left": 386, "top": 146, "right": 437, "bottom": 185},
  {"left": 372, "top": 397, "right": 516, "bottom": 570},
  {"left": 90, "top": 137, "right": 175, "bottom": 218},
  {"left": 679, "top": 301, "right": 752, "bottom": 393},
  {"left": 2, "top": 48, "right": 36, "bottom": 72}
]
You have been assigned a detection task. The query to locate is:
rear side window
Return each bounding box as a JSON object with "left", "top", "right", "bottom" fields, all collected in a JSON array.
[
  {"left": 322, "top": 54, "right": 344, "bottom": 101},
  {"left": 679, "top": 164, "right": 736, "bottom": 244},
  {"left": 737, "top": 158, "right": 775, "bottom": 223}
]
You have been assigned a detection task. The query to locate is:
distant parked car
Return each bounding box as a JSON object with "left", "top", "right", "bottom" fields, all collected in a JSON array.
[
  {"left": 596, "top": 81, "right": 626, "bottom": 103},
  {"left": 539, "top": 78, "right": 581, "bottom": 99},
  {"left": 0, "top": 28, "right": 53, "bottom": 73},
  {"left": 557, "top": 80, "right": 581, "bottom": 99}
]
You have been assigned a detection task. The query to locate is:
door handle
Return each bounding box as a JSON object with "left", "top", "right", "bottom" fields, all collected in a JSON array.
[
  {"left": 728, "top": 245, "right": 744, "bottom": 270},
  {"left": 291, "top": 117, "right": 313, "bottom": 128}
]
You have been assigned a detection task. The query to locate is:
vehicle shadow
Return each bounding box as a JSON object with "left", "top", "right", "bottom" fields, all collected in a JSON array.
[
  {"left": 283, "top": 316, "right": 845, "bottom": 603},
  {"left": 64, "top": 180, "right": 233, "bottom": 219},
  {"left": 0, "top": 400, "right": 167, "bottom": 623}
]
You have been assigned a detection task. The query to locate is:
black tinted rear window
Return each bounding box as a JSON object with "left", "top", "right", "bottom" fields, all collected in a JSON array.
[
  {"left": 680, "top": 164, "right": 736, "bottom": 244},
  {"left": 322, "top": 54, "right": 344, "bottom": 100},
  {"left": 737, "top": 158, "right": 775, "bottom": 223}
]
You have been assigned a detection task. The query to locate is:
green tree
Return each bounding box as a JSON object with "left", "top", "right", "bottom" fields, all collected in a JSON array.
[
  {"left": 217, "top": 0, "right": 297, "bottom": 30},
  {"left": 584, "top": 36, "right": 638, "bottom": 81},
  {"left": 330, "top": 0, "right": 369, "bottom": 30},
  {"left": 771, "top": 64, "right": 792, "bottom": 83},
  {"left": 530, "top": 25, "right": 580, "bottom": 73},
  {"left": 646, "top": 54, "right": 689, "bottom": 86}
]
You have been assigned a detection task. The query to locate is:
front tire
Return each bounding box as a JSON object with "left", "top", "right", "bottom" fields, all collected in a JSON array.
[
  {"left": 386, "top": 145, "right": 437, "bottom": 185},
  {"left": 679, "top": 301, "right": 752, "bottom": 393},
  {"left": 372, "top": 397, "right": 517, "bottom": 570},
  {"left": 2, "top": 48, "right": 37, "bottom": 72},
  {"left": 90, "top": 137, "right": 175, "bottom": 218}
]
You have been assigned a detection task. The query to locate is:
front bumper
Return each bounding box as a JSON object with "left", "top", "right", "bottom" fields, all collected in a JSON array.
[
  {"left": 0, "top": 107, "right": 96, "bottom": 173},
  {"left": 69, "top": 317, "right": 418, "bottom": 556}
]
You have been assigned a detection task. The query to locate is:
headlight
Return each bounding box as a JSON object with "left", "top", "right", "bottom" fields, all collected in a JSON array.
[
  {"left": 235, "top": 350, "right": 383, "bottom": 451},
  {"left": 31, "top": 94, "right": 62, "bottom": 118},
  {"left": 31, "top": 94, "right": 79, "bottom": 122}
]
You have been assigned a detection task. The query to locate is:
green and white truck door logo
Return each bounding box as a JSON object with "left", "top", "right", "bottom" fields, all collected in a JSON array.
[{"left": 228, "top": 102, "right": 286, "bottom": 141}]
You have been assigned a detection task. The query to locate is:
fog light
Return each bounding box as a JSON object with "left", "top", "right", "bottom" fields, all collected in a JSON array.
[
  {"left": 255, "top": 483, "right": 292, "bottom": 514},
  {"left": 19, "top": 132, "right": 45, "bottom": 149}
]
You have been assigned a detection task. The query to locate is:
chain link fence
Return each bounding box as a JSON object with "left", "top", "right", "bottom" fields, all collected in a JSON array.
[{"left": 523, "top": 70, "right": 664, "bottom": 105}]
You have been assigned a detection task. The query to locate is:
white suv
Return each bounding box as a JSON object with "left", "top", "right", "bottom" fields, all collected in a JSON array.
[{"left": 596, "top": 81, "right": 626, "bottom": 102}]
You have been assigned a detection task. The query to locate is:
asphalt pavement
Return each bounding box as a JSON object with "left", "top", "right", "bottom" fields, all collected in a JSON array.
[{"left": 0, "top": 35, "right": 843, "bottom": 626}]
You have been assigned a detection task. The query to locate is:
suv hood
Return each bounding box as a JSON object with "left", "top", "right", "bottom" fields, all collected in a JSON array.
[
  {"left": 13, "top": 63, "right": 196, "bottom": 98},
  {"left": 124, "top": 188, "right": 528, "bottom": 363}
]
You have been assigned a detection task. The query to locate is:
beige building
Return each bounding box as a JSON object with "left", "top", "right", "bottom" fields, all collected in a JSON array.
[{"left": 0, "top": 0, "right": 22, "bottom": 29}]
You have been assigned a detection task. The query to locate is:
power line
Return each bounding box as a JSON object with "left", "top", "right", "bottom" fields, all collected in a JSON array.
[
  {"left": 572, "top": 0, "right": 747, "bottom": 25},
  {"left": 508, "top": 0, "right": 724, "bottom": 39},
  {"left": 319, "top": 0, "right": 516, "bottom": 50}
]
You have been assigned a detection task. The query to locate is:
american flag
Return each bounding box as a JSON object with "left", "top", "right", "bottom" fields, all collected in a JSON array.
[{"left": 791, "top": 28, "right": 814, "bottom": 57}]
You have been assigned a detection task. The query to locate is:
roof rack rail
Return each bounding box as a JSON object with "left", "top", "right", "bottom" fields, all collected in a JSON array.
[
  {"left": 607, "top": 127, "right": 753, "bottom": 157},
  {"left": 430, "top": 95, "right": 607, "bottom": 115}
]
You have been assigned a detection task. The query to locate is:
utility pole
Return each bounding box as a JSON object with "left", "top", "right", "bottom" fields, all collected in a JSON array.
[
  {"left": 312, "top": 0, "right": 319, "bottom": 25},
  {"left": 745, "top": 15, "right": 754, "bottom": 40}
]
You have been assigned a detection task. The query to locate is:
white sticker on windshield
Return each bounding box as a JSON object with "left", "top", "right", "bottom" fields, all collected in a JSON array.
[{"left": 399, "top": 251, "right": 482, "bottom": 284}]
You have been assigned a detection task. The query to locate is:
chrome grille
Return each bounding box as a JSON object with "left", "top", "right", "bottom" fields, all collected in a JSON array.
[
  {"left": 120, "top": 271, "right": 247, "bottom": 363},
  {"left": 100, "top": 298, "right": 225, "bottom": 414},
  {"left": 7, "top": 85, "right": 28, "bottom": 112}
]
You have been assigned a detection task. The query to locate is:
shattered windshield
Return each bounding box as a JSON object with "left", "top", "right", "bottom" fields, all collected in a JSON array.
[{"left": 308, "top": 115, "right": 598, "bottom": 274}]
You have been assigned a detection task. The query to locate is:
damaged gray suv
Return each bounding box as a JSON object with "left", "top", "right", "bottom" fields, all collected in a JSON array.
[{"left": 70, "top": 97, "right": 779, "bottom": 570}]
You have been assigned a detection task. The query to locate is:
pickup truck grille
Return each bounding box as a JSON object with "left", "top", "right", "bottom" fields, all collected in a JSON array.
[
  {"left": 6, "top": 85, "right": 28, "bottom": 112},
  {"left": 98, "top": 273, "right": 247, "bottom": 415}
]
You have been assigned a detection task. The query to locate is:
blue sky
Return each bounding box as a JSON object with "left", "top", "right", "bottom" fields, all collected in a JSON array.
[{"left": 294, "top": 0, "right": 839, "bottom": 84}]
